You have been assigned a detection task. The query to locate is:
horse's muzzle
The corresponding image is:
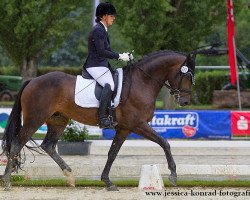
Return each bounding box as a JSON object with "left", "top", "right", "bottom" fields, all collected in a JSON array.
[{"left": 178, "top": 97, "right": 190, "bottom": 106}]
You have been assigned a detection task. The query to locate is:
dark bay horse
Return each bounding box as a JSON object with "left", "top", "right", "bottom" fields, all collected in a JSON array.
[{"left": 1, "top": 50, "right": 195, "bottom": 191}]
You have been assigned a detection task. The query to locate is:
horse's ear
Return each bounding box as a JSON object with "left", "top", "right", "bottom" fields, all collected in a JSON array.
[{"left": 186, "top": 53, "right": 196, "bottom": 72}]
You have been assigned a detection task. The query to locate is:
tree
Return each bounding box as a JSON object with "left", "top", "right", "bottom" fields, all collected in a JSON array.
[
  {"left": 41, "top": 10, "right": 133, "bottom": 67},
  {"left": 40, "top": 15, "right": 91, "bottom": 67},
  {"left": 235, "top": 1, "right": 250, "bottom": 60},
  {"left": 110, "top": 0, "right": 226, "bottom": 55},
  {"left": 0, "top": 46, "right": 13, "bottom": 66},
  {"left": 0, "top": 0, "right": 90, "bottom": 80},
  {"left": 191, "top": 0, "right": 249, "bottom": 66}
]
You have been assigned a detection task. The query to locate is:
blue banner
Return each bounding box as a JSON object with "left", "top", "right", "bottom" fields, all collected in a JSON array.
[{"left": 102, "top": 110, "right": 231, "bottom": 139}]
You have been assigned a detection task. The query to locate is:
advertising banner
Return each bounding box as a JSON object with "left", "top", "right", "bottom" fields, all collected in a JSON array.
[
  {"left": 0, "top": 108, "right": 47, "bottom": 133},
  {"left": 0, "top": 108, "right": 232, "bottom": 139},
  {"left": 231, "top": 111, "right": 250, "bottom": 136},
  {"left": 103, "top": 110, "right": 231, "bottom": 139}
]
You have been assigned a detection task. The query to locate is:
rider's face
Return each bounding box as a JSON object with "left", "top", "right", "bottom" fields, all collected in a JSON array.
[{"left": 101, "top": 15, "right": 116, "bottom": 27}]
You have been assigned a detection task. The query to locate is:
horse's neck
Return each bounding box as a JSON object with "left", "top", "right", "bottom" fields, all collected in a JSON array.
[
  {"left": 130, "top": 61, "right": 168, "bottom": 99},
  {"left": 123, "top": 54, "right": 183, "bottom": 100},
  {"left": 140, "top": 57, "right": 172, "bottom": 85},
  {"left": 141, "top": 54, "right": 185, "bottom": 84}
]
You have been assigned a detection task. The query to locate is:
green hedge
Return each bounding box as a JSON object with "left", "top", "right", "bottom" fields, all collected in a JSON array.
[
  {"left": 192, "top": 70, "right": 250, "bottom": 104},
  {"left": 0, "top": 66, "right": 19, "bottom": 75},
  {"left": 192, "top": 71, "right": 228, "bottom": 104}
]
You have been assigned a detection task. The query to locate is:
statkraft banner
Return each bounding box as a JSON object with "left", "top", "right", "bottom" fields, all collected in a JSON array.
[{"left": 103, "top": 110, "right": 231, "bottom": 139}]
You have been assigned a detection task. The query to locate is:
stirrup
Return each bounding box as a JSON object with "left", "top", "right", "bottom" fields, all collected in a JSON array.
[{"left": 99, "top": 117, "right": 115, "bottom": 129}]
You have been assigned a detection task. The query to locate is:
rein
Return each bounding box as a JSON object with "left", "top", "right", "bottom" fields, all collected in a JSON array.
[
  {"left": 135, "top": 58, "right": 193, "bottom": 96},
  {"left": 121, "top": 53, "right": 195, "bottom": 103}
]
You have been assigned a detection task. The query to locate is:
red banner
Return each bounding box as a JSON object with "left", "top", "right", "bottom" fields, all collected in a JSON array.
[
  {"left": 227, "top": 0, "right": 237, "bottom": 85},
  {"left": 231, "top": 111, "right": 250, "bottom": 136}
]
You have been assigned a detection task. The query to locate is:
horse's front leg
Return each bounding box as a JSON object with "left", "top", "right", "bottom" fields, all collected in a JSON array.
[
  {"left": 133, "top": 122, "right": 177, "bottom": 186},
  {"left": 101, "top": 128, "right": 129, "bottom": 191}
]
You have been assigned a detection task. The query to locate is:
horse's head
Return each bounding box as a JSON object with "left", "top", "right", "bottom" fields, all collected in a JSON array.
[
  {"left": 167, "top": 54, "right": 195, "bottom": 106},
  {"left": 127, "top": 50, "right": 195, "bottom": 107}
]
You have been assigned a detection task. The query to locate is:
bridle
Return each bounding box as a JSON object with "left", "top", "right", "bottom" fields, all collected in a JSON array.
[{"left": 136, "top": 59, "right": 195, "bottom": 98}]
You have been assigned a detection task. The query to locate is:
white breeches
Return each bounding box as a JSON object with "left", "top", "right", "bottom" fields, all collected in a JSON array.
[{"left": 86, "top": 67, "right": 115, "bottom": 91}]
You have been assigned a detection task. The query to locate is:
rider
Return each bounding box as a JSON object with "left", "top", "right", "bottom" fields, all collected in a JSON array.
[{"left": 83, "top": 2, "right": 133, "bottom": 129}]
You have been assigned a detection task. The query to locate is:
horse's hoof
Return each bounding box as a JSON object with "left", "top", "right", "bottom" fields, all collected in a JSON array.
[
  {"left": 4, "top": 186, "right": 12, "bottom": 191},
  {"left": 3, "top": 182, "right": 12, "bottom": 191},
  {"left": 66, "top": 179, "right": 75, "bottom": 187},
  {"left": 67, "top": 183, "right": 75, "bottom": 187},
  {"left": 168, "top": 174, "right": 177, "bottom": 186},
  {"left": 106, "top": 185, "right": 119, "bottom": 191},
  {"left": 0, "top": 175, "right": 3, "bottom": 182},
  {"left": 66, "top": 180, "right": 75, "bottom": 187},
  {"left": 0, "top": 179, "right": 3, "bottom": 187},
  {"left": 63, "top": 169, "right": 75, "bottom": 187}
]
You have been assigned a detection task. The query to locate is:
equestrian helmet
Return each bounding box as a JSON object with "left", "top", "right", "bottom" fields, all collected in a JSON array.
[{"left": 95, "top": 2, "right": 117, "bottom": 17}]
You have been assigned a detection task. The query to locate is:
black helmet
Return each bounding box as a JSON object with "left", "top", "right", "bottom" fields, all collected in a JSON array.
[{"left": 95, "top": 2, "right": 117, "bottom": 18}]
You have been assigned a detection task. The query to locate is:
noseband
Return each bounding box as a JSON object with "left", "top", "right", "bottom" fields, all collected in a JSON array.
[
  {"left": 168, "top": 65, "right": 195, "bottom": 95},
  {"left": 136, "top": 59, "right": 195, "bottom": 98}
]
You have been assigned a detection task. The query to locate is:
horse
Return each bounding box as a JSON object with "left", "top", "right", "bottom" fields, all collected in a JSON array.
[{"left": 0, "top": 50, "right": 195, "bottom": 191}]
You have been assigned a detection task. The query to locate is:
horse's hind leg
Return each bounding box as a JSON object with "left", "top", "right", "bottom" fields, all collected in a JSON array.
[
  {"left": 1, "top": 123, "right": 42, "bottom": 190},
  {"left": 134, "top": 122, "right": 177, "bottom": 186},
  {"left": 101, "top": 128, "right": 129, "bottom": 191},
  {"left": 40, "top": 114, "right": 75, "bottom": 186}
]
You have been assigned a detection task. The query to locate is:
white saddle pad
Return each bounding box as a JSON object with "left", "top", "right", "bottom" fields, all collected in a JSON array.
[{"left": 74, "top": 68, "right": 123, "bottom": 108}]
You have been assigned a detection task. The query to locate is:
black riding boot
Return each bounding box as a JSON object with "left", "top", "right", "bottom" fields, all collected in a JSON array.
[{"left": 99, "top": 84, "right": 113, "bottom": 129}]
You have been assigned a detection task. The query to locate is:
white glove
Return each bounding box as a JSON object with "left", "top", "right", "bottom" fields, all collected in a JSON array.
[
  {"left": 119, "top": 52, "right": 134, "bottom": 61},
  {"left": 119, "top": 53, "right": 130, "bottom": 61}
]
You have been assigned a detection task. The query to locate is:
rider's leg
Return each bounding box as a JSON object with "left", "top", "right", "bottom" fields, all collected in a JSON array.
[
  {"left": 86, "top": 67, "right": 114, "bottom": 90},
  {"left": 99, "top": 83, "right": 113, "bottom": 128},
  {"left": 86, "top": 67, "right": 114, "bottom": 128}
]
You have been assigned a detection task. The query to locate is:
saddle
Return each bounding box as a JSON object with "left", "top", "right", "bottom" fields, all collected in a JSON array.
[{"left": 82, "top": 68, "right": 119, "bottom": 102}]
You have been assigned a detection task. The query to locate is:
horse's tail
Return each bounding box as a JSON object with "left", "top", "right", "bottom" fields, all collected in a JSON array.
[{"left": 1, "top": 80, "right": 31, "bottom": 157}]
